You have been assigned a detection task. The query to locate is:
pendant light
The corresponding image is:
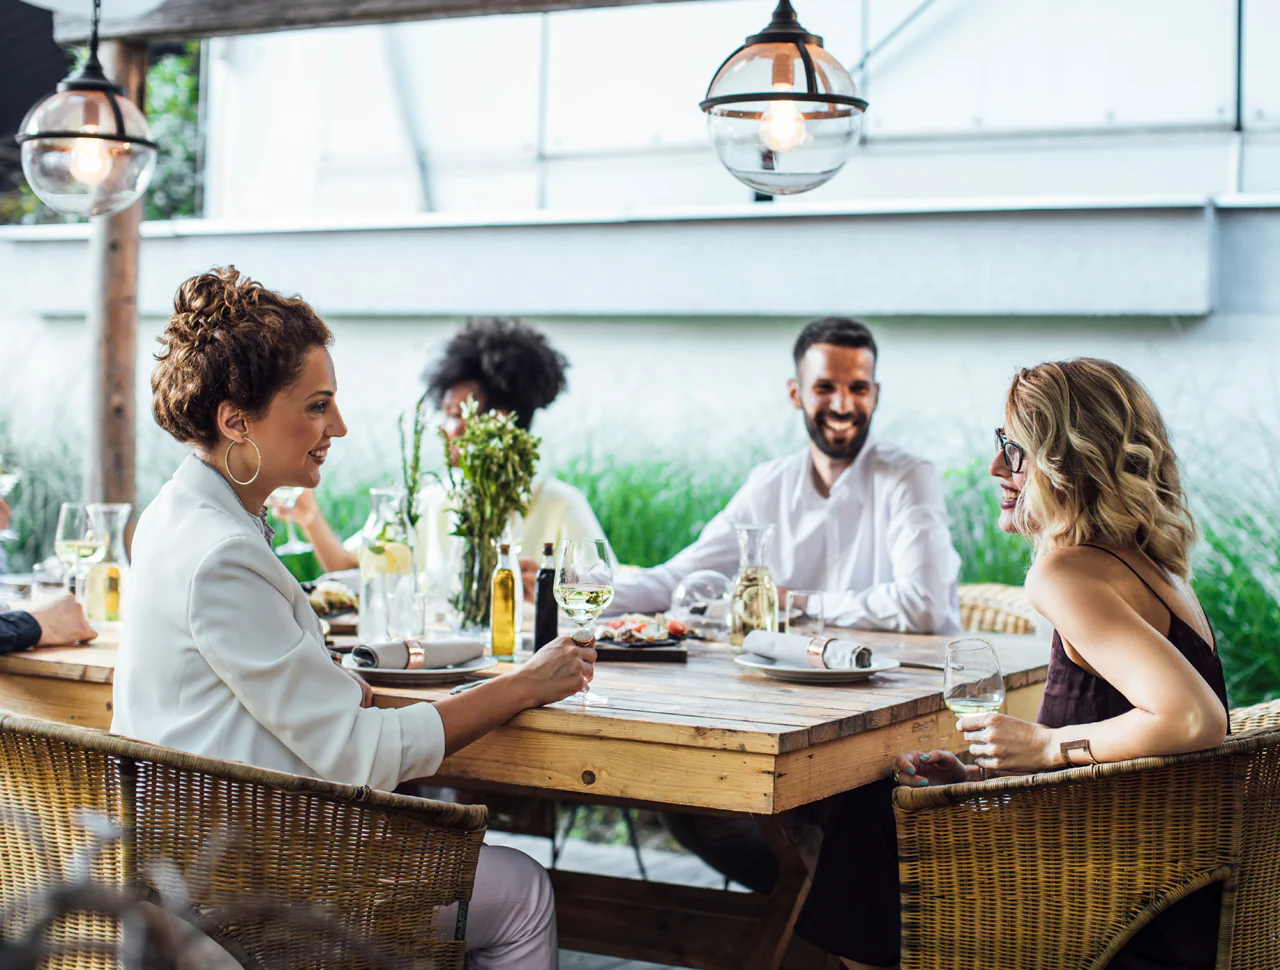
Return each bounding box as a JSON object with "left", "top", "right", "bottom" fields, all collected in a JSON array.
[
  {"left": 700, "top": 0, "right": 868, "bottom": 196},
  {"left": 16, "top": 0, "right": 158, "bottom": 217}
]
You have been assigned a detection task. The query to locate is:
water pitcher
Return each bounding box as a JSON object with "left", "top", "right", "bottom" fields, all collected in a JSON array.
[
  {"left": 730, "top": 523, "right": 778, "bottom": 647},
  {"left": 357, "top": 488, "right": 417, "bottom": 643}
]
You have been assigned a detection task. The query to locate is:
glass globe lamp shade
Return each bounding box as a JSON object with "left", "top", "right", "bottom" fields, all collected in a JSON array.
[
  {"left": 18, "top": 87, "right": 157, "bottom": 217},
  {"left": 701, "top": 4, "right": 867, "bottom": 196}
]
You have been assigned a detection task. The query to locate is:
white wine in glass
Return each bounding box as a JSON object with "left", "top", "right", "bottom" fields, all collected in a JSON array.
[
  {"left": 54, "top": 503, "right": 102, "bottom": 597},
  {"left": 944, "top": 637, "right": 1005, "bottom": 780},
  {"left": 553, "top": 538, "right": 614, "bottom": 706}
]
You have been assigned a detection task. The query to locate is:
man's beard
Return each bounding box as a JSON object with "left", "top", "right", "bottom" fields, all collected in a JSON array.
[{"left": 804, "top": 409, "right": 872, "bottom": 462}]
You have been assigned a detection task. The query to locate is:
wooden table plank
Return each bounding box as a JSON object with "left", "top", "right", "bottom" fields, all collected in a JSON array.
[{"left": 0, "top": 629, "right": 1050, "bottom": 810}]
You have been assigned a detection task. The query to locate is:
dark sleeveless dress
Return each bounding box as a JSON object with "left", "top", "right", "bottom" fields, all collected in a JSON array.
[
  {"left": 1035, "top": 547, "right": 1229, "bottom": 970},
  {"left": 794, "top": 546, "right": 1229, "bottom": 968}
]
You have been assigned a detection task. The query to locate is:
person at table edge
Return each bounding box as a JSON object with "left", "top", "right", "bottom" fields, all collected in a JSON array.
[
  {"left": 281, "top": 316, "right": 607, "bottom": 598},
  {"left": 609, "top": 316, "right": 962, "bottom": 634},
  {"left": 0, "top": 594, "right": 97, "bottom": 655}
]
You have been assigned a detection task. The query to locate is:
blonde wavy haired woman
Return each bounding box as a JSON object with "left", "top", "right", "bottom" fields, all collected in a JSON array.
[{"left": 795, "top": 359, "right": 1229, "bottom": 970}]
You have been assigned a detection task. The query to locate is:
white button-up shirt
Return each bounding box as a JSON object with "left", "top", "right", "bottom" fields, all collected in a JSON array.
[
  {"left": 114, "top": 455, "right": 445, "bottom": 792},
  {"left": 610, "top": 437, "right": 962, "bottom": 634}
]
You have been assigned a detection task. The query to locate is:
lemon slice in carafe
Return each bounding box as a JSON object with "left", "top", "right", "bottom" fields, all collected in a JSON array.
[{"left": 359, "top": 541, "right": 414, "bottom": 577}]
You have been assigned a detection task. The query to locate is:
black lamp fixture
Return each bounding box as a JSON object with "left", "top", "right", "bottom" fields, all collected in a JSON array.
[
  {"left": 700, "top": 0, "right": 868, "bottom": 196},
  {"left": 16, "top": 0, "right": 158, "bottom": 217}
]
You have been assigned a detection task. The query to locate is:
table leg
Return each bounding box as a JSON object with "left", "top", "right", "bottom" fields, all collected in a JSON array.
[{"left": 745, "top": 809, "right": 825, "bottom": 970}]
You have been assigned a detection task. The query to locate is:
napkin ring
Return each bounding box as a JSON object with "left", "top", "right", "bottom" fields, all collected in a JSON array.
[
  {"left": 807, "top": 636, "right": 832, "bottom": 669},
  {"left": 404, "top": 640, "right": 426, "bottom": 670}
]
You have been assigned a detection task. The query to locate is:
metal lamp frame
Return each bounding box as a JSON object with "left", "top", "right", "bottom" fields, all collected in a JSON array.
[
  {"left": 699, "top": 0, "right": 870, "bottom": 119},
  {"left": 15, "top": 0, "right": 159, "bottom": 153}
]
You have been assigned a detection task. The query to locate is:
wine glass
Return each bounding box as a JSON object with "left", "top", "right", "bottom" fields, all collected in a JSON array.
[
  {"left": 271, "top": 487, "right": 313, "bottom": 556},
  {"left": 553, "top": 538, "right": 614, "bottom": 706},
  {"left": 943, "top": 637, "right": 1005, "bottom": 781},
  {"left": 0, "top": 453, "right": 23, "bottom": 544},
  {"left": 53, "top": 503, "right": 102, "bottom": 598}
]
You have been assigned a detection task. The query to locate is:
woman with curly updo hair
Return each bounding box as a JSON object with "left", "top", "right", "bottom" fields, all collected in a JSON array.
[
  {"left": 790, "top": 360, "right": 1229, "bottom": 970},
  {"left": 115, "top": 267, "right": 592, "bottom": 969},
  {"left": 283, "top": 317, "right": 607, "bottom": 603}
]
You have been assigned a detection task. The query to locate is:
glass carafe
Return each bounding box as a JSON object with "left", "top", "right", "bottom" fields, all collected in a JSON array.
[
  {"left": 731, "top": 523, "right": 778, "bottom": 648},
  {"left": 85, "top": 502, "right": 131, "bottom": 629},
  {"left": 357, "top": 488, "right": 417, "bottom": 643}
]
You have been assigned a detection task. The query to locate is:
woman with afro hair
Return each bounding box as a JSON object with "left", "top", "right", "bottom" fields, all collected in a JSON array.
[{"left": 288, "top": 317, "right": 607, "bottom": 600}]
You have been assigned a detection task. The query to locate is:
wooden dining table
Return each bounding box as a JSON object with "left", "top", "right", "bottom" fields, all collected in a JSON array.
[{"left": 0, "top": 628, "right": 1050, "bottom": 970}]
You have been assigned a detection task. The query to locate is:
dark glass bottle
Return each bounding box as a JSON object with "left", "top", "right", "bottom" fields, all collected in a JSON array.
[{"left": 534, "top": 542, "right": 558, "bottom": 651}]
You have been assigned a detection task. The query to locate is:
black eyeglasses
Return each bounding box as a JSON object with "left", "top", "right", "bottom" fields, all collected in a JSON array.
[{"left": 995, "top": 428, "right": 1026, "bottom": 474}]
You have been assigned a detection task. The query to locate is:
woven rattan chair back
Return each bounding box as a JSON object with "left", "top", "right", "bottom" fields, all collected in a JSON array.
[
  {"left": 957, "top": 583, "right": 1037, "bottom": 636},
  {"left": 0, "top": 714, "right": 487, "bottom": 969},
  {"left": 0, "top": 717, "right": 127, "bottom": 969},
  {"left": 894, "top": 727, "right": 1280, "bottom": 970}
]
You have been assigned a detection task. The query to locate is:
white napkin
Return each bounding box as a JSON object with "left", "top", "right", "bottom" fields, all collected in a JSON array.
[
  {"left": 743, "top": 630, "right": 873, "bottom": 669},
  {"left": 351, "top": 638, "right": 485, "bottom": 670}
]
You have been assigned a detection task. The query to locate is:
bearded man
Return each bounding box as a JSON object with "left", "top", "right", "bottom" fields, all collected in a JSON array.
[{"left": 610, "top": 317, "right": 960, "bottom": 634}]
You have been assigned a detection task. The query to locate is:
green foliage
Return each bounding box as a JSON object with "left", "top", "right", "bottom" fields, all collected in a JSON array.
[
  {"left": 943, "top": 460, "right": 1032, "bottom": 585},
  {"left": 399, "top": 390, "right": 431, "bottom": 528},
  {"left": 439, "top": 401, "right": 540, "bottom": 627},
  {"left": 1195, "top": 504, "right": 1280, "bottom": 708},
  {"left": 0, "top": 43, "right": 201, "bottom": 225},
  {"left": 144, "top": 41, "right": 201, "bottom": 222},
  {"left": 556, "top": 453, "right": 747, "bottom": 568}
]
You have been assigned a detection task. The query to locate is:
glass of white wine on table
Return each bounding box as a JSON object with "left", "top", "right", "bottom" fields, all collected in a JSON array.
[
  {"left": 54, "top": 502, "right": 103, "bottom": 600},
  {"left": 553, "top": 538, "right": 614, "bottom": 707},
  {"left": 943, "top": 637, "right": 1005, "bottom": 781}
]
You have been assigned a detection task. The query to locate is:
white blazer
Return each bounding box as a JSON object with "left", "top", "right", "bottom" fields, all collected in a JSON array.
[{"left": 113, "top": 455, "right": 445, "bottom": 791}]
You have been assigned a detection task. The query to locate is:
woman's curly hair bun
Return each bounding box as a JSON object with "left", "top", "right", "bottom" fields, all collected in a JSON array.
[{"left": 152, "top": 266, "right": 333, "bottom": 449}]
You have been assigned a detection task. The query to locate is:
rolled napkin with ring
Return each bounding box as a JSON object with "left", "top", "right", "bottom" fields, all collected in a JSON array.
[
  {"left": 743, "top": 630, "right": 873, "bottom": 669},
  {"left": 351, "top": 637, "right": 485, "bottom": 670}
]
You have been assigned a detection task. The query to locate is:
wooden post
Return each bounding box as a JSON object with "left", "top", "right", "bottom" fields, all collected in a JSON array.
[{"left": 84, "top": 40, "right": 147, "bottom": 532}]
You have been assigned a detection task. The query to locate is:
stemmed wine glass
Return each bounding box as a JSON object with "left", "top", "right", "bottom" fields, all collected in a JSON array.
[
  {"left": 553, "top": 538, "right": 614, "bottom": 706},
  {"left": 0, "top": 453, "right": 23, "bottom": 544},
  {"left": 271, "top": 487, "right": 313, "bottom": 556},
  {"left": 943, "top": 637, "right": 1005, "bottom": 781},
  {"left": 53, "top": 503, "right": 102, "bottom": 597}
]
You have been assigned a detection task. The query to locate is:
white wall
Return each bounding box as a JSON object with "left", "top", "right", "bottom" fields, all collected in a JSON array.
[{"left": 0, "top": 207, "right": 1276, "bottom": 506}]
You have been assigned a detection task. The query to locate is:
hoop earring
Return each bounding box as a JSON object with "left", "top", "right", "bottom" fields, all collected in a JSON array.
[{"left": 224, "top": 436, "right": 262, "bottom": 486}]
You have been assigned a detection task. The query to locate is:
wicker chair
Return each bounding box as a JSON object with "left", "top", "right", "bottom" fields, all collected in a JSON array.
[
  {"left": 893, "top": 712, "right": 1280, "bottom": 970},
  {"left": 0, "top": 713, "right": 487, "bottom": 969},
  {"left": 957, "top": 583, "right": 1038, "bottom": 636}
]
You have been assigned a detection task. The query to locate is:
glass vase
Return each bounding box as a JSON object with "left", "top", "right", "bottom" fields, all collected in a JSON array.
[{"left": 449, "top": 535, "right": 498, "bottom": 637}]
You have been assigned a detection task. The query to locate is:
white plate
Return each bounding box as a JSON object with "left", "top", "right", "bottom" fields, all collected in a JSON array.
[
  {"left": 734, "top": 653, "right": 901, "bottom": 684},
  {"left": 342, "top": 654, "right": 498, "bottom": 686}
]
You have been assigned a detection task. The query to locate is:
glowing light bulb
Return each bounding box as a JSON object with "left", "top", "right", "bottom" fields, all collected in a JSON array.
[
  {"left": 69, "top": 125, "right": 111, "bottom": 186},
  {"left": 760, "top": 82, "right": 807, "bottom": 153}
]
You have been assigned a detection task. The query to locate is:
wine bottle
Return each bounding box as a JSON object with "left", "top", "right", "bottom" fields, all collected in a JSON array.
[
  {"left": 491, "top": 543, "right": 517, "bottom": 661},
  {"left": 534, "top": 542, "right": 557, "bottom": 651}
]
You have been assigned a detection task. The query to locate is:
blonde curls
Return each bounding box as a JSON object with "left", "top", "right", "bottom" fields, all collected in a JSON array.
[{"left": 1006, "top": 358, "right": 1197, "bottom": 578}]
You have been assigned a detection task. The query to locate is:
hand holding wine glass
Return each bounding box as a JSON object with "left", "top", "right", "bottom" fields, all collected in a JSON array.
[
  {"left": 0, "top": 453, "right": 24, "bottom": 544},
  {"left": 270, "top": 487, "right": 314, "bottom": 556},
  {"left": 943, "top": 637, "right": 1005, "bottom": 780},
  {"left": 553, "top": 538, "right": 614, "bottom": 706}
]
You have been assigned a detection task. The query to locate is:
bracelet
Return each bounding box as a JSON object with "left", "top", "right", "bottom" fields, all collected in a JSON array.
[{"left": 1059, "top": 738, "right": 1100, "bottom": 767}]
